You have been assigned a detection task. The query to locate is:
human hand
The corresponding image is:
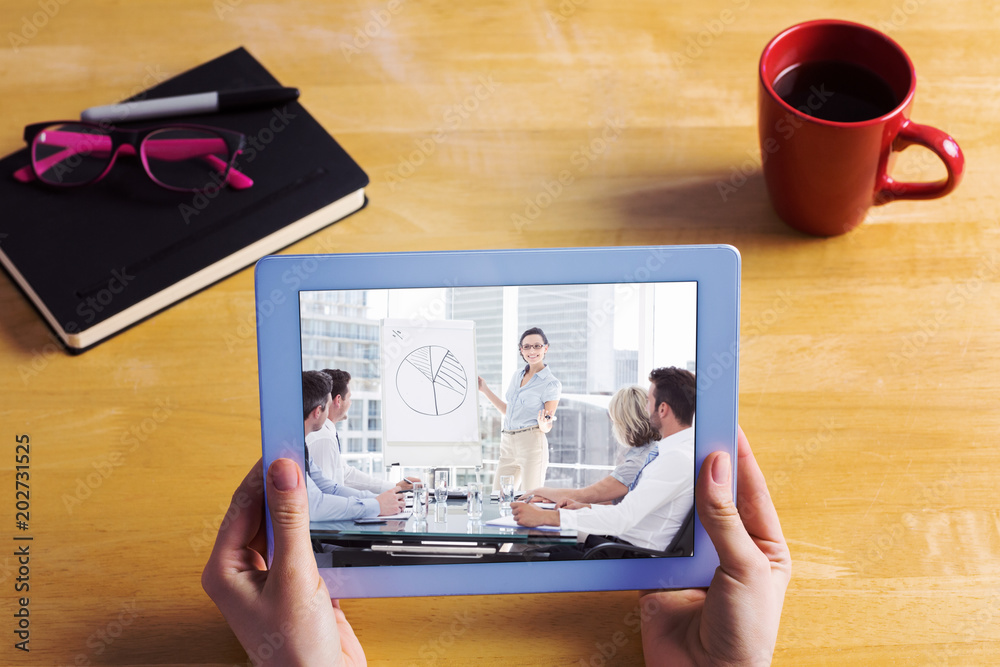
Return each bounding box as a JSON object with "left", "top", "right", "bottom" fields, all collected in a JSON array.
[
  {"left": 202, "top": 458, "right": 366, "bottom": 666},
  {"left": 376, "top": 488, "right": 405, "bottom": 516},
  {"left": 556, "top": 499, "right": 589, "bottom": 510},
  {"left": 477, "top": 376, "right": 487, "bottom": 392},
  {"left": 536, "top": 409, "right": 554, "bottom": 429},
  {"left": 394, "top": 476, "right": 420, "bottom": 492},
  {"left": 524, "top": 487, "right": 560, "bottom": 503},
  {"left": 639, "top": 427, "right": 791, "bottom": 666},
  {"left": 511, "top": 501, "right": 559, "bottom": 528}
]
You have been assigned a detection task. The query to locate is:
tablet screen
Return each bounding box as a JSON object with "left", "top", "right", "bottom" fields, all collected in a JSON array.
[{"left": 298, "top": 280, "right": 697, "bottom": 566}]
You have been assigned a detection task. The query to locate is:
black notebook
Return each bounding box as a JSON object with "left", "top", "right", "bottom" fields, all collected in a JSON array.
[{"left": 0, "top": 47, "right": 368, "bottom": 353}]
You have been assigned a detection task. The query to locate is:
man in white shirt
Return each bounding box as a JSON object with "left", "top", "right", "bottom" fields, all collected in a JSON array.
[
  {"left": 512, "top": 367, "right": 696, "bottom": 553},
  {"left": 308, "top": 368, "right": 419, "bottom": 494},
  {"left": 301, "top": 371, "right": 404, "bottom": 521}
]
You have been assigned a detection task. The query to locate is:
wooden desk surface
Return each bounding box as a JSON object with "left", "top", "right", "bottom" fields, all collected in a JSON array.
[{"left": 1, "top": 0, "right": 997, "bottom": 664}]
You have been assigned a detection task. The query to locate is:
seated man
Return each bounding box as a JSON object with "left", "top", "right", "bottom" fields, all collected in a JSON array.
[
  {"left": 302, "top": 371, "right": 404, "bottom": 521},
  {"left": 512, "top": 367, "right": 695, "bottom": 555},
  {"left": 308, "top": 368, "right": 419, "bottom": 493},
  {"left": 524, "top": 385, "right": 660, "bottom": 506}
]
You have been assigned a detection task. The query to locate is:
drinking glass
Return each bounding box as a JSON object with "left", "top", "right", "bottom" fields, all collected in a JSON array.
[
  {"left": 467, "top": 482, "right": 483, "bottom": 519},
  {"left": 434, "top": 502, "right": 448, "bottom": 524},
  {"left": 434, "top": 469, "right": 449, "bottom": 503},
  {"left": 412, "top": 482, "right": 428, "bottom": 519},
  {"left": 499, "top": 474, "right": 515, "bottom": 511}
]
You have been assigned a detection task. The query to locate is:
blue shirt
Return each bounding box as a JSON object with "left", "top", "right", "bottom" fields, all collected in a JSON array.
[
  {"left": 304, "top": 445, "right": 381, "bottom": 520},
  {"left": 503, "top": 365, "right": 562, "bottom": 430},
  {"left": 611, "top": 440, "right": 659, "bottom": 489}
]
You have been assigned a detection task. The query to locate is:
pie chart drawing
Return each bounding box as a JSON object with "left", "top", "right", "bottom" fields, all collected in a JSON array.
[{"left": 396, "top": 345, "right": 468, "bottom": 416}]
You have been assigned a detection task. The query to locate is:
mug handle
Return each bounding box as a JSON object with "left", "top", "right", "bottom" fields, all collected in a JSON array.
[{"left": 876, "top": 120, "right": 964, "bottom": 203}]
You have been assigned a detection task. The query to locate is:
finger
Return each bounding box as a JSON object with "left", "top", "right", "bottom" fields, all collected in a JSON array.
[
  {"left": 733, "top": 426, "right": 786, "bottom": 548},
  {"left": 332, "top": 603, "right": 368, "bottom": 667},
  {"left": 249, "top": 511, "right": 268, "bottom": 559},
  {"left": 696, "top": 450, "right": 767, "bottom": 582},
  {"left": 265, "top": 458, "right": 317, "bottom": 581},
  {"left": 204, "top": 459, "right": 266, "bottom": 581}
]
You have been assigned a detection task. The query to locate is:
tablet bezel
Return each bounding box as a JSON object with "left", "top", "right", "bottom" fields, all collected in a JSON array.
[{"left": 256, "top": 245, "right": 740, "bottom": 598}]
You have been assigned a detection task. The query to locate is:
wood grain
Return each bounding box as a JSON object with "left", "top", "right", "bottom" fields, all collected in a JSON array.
[{"left": 1, "top": 0, "right": 997, "bottom": 664}]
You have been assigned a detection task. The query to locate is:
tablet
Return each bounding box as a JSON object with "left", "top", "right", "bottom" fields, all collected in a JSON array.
[{"left": 256, "top": 245, "right": 740, "bottom": 598}]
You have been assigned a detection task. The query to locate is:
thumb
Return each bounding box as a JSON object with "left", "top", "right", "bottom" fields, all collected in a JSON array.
[
  {"left": 265, "top": 458, "right": 317, "bottom": 579},
  {"left": 696, "top": 451, "right": 763, "bottom": 581}
]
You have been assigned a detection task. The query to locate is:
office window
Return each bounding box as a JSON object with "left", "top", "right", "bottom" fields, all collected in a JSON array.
[{"left": 347, "top": 403, "right": 363, "bottom": 431}]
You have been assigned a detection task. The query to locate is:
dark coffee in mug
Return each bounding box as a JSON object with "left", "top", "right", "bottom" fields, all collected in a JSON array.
[{"left": 772, "top": 60, "right": 900, "bottom": 123}]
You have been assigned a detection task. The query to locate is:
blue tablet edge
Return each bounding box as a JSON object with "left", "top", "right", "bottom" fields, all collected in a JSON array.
[{"left": 255, "top": 245, "right": 740, "bottom": 598}]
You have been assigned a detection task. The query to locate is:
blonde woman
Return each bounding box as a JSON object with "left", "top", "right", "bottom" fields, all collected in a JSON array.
[{"left": 525, "top": 385, "right": 661, "bottom": 506}]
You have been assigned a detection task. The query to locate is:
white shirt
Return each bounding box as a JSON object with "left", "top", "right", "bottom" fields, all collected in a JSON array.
[
  {"left": 306, "top": 420, "right": 395, "bottom": 494},
  {"left": 559, "top": 427, "right": 694, "bottom": 551}
]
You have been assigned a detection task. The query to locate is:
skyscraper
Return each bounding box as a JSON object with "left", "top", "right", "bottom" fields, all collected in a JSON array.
[{"left": 300, "top": 290, "right": 384, "bottom": 474}]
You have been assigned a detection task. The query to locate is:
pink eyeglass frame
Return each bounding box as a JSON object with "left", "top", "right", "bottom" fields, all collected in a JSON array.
[{"left": 12, "top": 121, "right": 253, "bottom": 192}]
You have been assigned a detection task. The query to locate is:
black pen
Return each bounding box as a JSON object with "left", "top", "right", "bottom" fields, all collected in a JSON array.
[{"left": 80, "top": 86, "right": 300, "bottom": 123}]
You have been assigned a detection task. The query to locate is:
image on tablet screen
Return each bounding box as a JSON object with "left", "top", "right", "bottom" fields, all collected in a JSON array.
[{"left": 299, "top": 281, "right": 696, "bottom": 566}]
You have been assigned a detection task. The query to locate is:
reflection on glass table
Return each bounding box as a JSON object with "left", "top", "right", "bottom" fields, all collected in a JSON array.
[{"left": 310, "top": 496, "right": 578, "bottom": 566}]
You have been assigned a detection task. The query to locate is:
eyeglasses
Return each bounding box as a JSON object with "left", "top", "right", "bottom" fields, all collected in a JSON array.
[
  {"left": 12, "top": 121, "right": 253, "bottom": 192},
  {"left": 520, "top": 343, "right": 546, "bottom": 350}
]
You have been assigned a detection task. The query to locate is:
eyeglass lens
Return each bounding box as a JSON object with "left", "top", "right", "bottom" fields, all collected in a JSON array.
[
  {"left": 521, "top": 343, "right": 545, "bottom": 350},
  {"left": 142, "top": 128, "right": 233, "bottom": 191},
  {"left": 31, "top": 124, "right": 108, "bottom": 185},
  {"left": 30, "top": 123, "right": 235, "bottom": 191}
]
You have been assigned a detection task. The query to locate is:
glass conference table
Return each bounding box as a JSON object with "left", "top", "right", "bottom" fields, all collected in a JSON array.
[{"left": 310, "top": 495, "right": 579, "bottom": 566}]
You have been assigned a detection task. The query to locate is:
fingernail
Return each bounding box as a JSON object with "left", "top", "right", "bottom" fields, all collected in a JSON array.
[
  {"left": 271, "top": 459, "right": 298, "bottom": 491},
  {"left": 711, "top": 452, "right": 731, "bottom": 486}
]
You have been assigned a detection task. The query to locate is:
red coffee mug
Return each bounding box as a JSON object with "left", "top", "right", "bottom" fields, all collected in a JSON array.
[{"left": 758, "top": 20, "right": 964, "bottom": 236}]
